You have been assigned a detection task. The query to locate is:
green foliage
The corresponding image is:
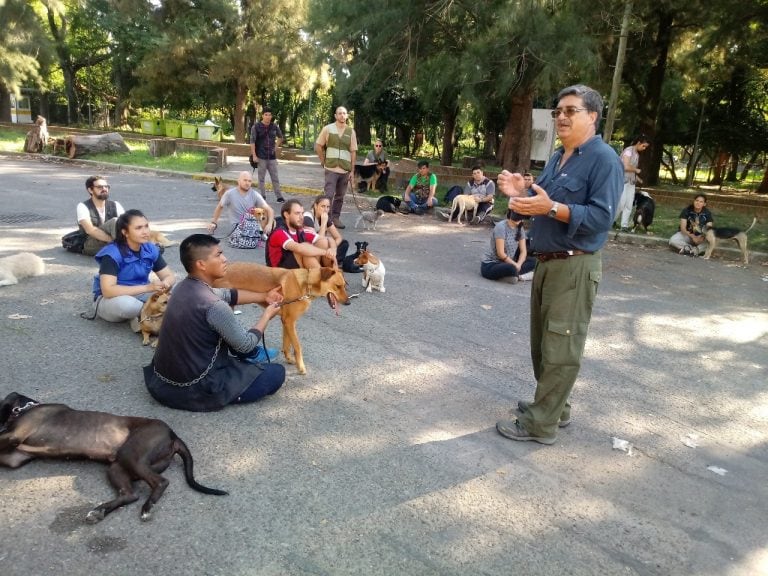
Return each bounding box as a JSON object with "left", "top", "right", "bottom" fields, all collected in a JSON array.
[{"left": 0, "top": 0, "right": 50, "bottom": 94}]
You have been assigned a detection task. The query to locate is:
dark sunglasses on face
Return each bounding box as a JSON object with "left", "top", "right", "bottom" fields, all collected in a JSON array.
[
  {"left": 550, "top": 106, "right": 587, "bottom": 118},
  {"left": 94, "top": 184, "right": 110, "bottom": 190}
]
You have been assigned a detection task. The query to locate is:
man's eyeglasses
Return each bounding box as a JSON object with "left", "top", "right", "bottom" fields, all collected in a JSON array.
[
  {"left": 550, "top": 107, "right": 587, "bottom": 118},
  {"left": 94, "top": 184, "right": 110, "bottom": 190},
  {"left": 374, "top": 145, "right": 382, "bottom": 148}
]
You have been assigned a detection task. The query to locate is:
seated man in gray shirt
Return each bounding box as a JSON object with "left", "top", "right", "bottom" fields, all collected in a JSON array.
[{"left": 144, "top": 234, "right": 285, "bottom": 412}]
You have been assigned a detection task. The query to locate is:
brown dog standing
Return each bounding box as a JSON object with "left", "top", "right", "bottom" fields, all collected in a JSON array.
[{"left": 214, "top": 262, "right": 349, "bottom": 374}]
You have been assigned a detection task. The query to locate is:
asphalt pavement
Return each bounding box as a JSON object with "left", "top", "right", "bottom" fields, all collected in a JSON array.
[{"left": 0, "top": 153, "right": 767, "bottom": 576}]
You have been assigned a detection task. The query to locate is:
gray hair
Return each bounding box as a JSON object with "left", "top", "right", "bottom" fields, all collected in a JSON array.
[{"left": 557, "top": 84, "right": 603, "bottom": 130}]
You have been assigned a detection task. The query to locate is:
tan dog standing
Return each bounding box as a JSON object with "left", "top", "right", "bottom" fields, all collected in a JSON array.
[
  {"left": 214, "top": 262, "right": 349, "bottom": 374},
  {"left": 703, "top": 217, "right": 756, "bottom": 264},
  {"left": 448, "top": 195, "right": 478, "bottom": 225}
]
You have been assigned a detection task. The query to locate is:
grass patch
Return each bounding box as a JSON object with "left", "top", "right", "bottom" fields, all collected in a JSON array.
[
  {"left": 88, "top": 143, "right": 208, "bottom": 173},
  {"left": 0, "top": 128, "right": 207, "bottom": 172},
  {"left": 0, "top": 128, "right": 26, "bottom": 152}
]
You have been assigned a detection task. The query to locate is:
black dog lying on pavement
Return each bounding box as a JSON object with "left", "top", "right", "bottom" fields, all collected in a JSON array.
[
  {"left": 631, "top": 190, "right": 655, "bottom": 234},
  {"left": 0, "top": 392, "right": 227, "bottom": 523},
  {"left": 375, "top": 195, "right": 402, "bottom": 213}
]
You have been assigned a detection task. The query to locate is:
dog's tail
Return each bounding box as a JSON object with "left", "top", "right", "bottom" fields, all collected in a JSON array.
[
  {"left": 745, "top": 216, "right": 758, "bottom": 234},
  {"left": 173, "top": 435, "right": 228, "bottom": 496}
]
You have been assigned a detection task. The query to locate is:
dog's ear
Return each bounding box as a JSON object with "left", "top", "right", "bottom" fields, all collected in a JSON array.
[
  {"left": 319, "top": 267, "right": 337, "bottom": 281},
  {"left": 361, "top": 242, "right": 369, "bottom": 251},
  {"left": 0, "top": 392, "right": 35, "bottom": 426}
]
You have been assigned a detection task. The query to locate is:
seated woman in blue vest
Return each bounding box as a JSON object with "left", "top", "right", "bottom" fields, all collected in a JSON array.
[{"left": 92, "top": 209, "right": 176, "bottom": 327}]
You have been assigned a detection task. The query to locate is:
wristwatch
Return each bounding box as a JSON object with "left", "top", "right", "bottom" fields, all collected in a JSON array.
[{"left": 548, "top": 202, "right": 559, "bottom": 219}]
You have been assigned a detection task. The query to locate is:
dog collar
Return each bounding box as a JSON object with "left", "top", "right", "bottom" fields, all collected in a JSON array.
[
  {"left": 12, "top": 400, "right": 39, "bottom": 416},
  {"left": 0, "top": 400, "right": 39, "bottom": 433}
]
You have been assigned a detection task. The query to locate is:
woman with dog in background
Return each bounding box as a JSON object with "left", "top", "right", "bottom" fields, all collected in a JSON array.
[
  {"left": 480, "top": 209, "right": 535, "bottom": 284},
  {"left": 91, "top": 209, "right": 176, "bottom": 327},
  {"left": 668, "top": 193, "right": 713, "bottom": 256},
  {"left": 304, "top": 195, "right": 349, "bottom": 266}
]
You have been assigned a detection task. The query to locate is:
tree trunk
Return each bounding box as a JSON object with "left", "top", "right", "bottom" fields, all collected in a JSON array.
[
  {"left": 440, "top": 105, "right": 457, "bottom": 167},
  {"left": 739, "top": 151, "right": 759, "bottom": 181},
  {"left": 234, "top": 80, "right": 247, "bottom": 143},
  {"left": 0, "top": 82, "right": 10, "bottom": 122},
  {"left": 629, "top": 11, "right": 674, "bottom": 186},
  {"left": 757, "top": 169, "right": 768, "bottom": 194},
  {"left": 65, "top": 133, "right": 129, "bottom": 158},
  {"left": 354, "top": 111, "right": 371, "bottom": 146},
  {"left": 497, "top": 89, "right": 534, "bottom": 171}
]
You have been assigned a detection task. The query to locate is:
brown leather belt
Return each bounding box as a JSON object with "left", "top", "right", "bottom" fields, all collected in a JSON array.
[{"left": 535, "top": 250, "right": 593, "bottom": 262}]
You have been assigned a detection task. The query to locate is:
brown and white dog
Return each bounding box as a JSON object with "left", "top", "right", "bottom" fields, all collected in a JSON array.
[
  {"left": 703, "top": 217, "right": 757, "bottom": 264},
  {"left": 353, "top": 249, "right": 386, "bottom": 293},
  {"left": 0, "top": 392, "right": 227, "bottom": 523},
  {"left": 214, "top": 262, "right": 349, "bottom": 375},
  {"left": 448, "top": 195, "right": 478, "bottom": 225},
  {"left": 139, "top": 288, "right": 170, "bottom": 347}
]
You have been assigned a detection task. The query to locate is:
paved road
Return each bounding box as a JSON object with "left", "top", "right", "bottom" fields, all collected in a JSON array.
[{"left": 0, "top": 155, "right": 767, "bottom": 576}]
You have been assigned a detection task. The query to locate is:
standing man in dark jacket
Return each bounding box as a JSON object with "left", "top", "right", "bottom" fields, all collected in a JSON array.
[
  {"left": 251, "top": 107, "right": 285, "bottom": 203},
  {"left": 495, "top": 84, "right": 623, "bottom": 445}
]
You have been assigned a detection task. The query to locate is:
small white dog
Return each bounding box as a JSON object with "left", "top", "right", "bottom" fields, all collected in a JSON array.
[
  {"left": 0, "top": 253, "right": 46, "bottom": 287},
  {"left": 353, "top": 249, "right": 386, "bottom": 293},
  {"left": 355, "top": 209, "right": 384, "bottom": 231}
]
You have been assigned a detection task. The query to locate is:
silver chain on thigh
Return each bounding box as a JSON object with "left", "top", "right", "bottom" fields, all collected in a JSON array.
[{"left": 153, "top": 338, "right": 222, "bottom": 387}]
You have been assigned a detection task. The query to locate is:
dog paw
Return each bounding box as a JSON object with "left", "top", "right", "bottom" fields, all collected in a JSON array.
[
  {"left": 85, "top": 509, "right": 105, "bottom": 524},
  {"left": 140, "top": 511, "right": 153, "bottom": 522},
  {"left": 379, "top": 287, "right": 386, "bottom": 293},
  {"left": 366, "top": 287, "right": 373, "bottom": 293}
]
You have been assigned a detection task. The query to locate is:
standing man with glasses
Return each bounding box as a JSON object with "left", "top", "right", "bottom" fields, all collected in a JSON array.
[
  {"left": 315, "top": 106, "right": 358, "bottom": 229},
  {"left": 251, "top": 106, "right": 285, "bottom": 203},
  {"left": 77, "top": 175, "right": 125, "bottom": 256},
  {"left": 495, "top": 84, "right": 623, "bottom": 446},
  {"left": 364, "top": 138, "right": 390, "bottom": 191}
]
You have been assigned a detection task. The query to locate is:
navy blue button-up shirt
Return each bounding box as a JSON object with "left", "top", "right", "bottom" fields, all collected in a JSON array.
[{"left": 530, "top": 135, "right": 623, "bottom": 254}]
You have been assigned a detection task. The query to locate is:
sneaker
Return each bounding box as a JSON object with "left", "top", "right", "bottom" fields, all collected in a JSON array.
[
  {"left": 519, "top": 271, "right": 534, "bottom": 282},
  {"left": 129, "top": 316, "right": 141, "bottom": 333},
  {"left": 412, "top": 207, "right": 425, "bottom": 216},
  {"left": 243, "top": 346, "right": 279, "bottom": 363},
  {"left": 471, "top": 215, "right": 480, "bottom": 225},
  {"left": 399, "top": 203, "right": 411, "bottom": 215},
  {"left": 496, "top": 419, "right": 556, "bottom": 445},
  {"left": 332, "top": 218, "right": 346, "bottom": 229},
  {"left": 500, "top": 275, "right": 519, "bottom": 284},
  {"left": 517, "top": 400, "right": 571, "bottom": 428},
  {"left": 679, "top": 245, "right": 692, "bottom": 256},
  {"left": 438, "top": 210, "right": 451, "bottom": 220}
]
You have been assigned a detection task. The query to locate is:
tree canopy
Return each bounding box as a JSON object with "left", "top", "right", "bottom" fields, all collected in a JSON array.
[{"left": 1, "top": 0, "right": 766, "bottom": 189}]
